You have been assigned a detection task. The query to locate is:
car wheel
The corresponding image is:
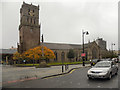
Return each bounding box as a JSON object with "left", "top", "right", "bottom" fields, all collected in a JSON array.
[
  {"left": 108, "top": 73, "right": 112, "bottom": 80},
  {"left": 88, "top": 76, "right": 92, "bottom": 80}
]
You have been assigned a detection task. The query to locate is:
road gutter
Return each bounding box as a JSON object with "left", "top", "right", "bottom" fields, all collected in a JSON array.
[{"left": 41, "top": 65, "right": 90, "bottom": 79}]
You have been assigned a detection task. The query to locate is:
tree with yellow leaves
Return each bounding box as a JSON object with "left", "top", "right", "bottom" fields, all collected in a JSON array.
[
  {"left": 21, "top": 46, "right": 55, "bottom": 63},
  {"left": 13, "top": 52, "right": 23, "bottom": 64}
]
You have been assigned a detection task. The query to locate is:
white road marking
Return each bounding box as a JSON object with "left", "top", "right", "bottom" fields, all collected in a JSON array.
[{"left": 97, "top": 86, "right": 101, "bottom": 88}]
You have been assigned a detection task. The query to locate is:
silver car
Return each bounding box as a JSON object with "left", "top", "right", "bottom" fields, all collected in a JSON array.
[{"left": 87, "top": 61, "right": 118, "bottom": 80}]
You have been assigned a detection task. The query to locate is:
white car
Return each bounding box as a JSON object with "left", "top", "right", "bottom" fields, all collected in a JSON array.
[
  {"left": 112, "top": 58, "right": 119, "bottom": 63},
  {"left": 87, "top": 61, "right": 118, "bottom": 80}
]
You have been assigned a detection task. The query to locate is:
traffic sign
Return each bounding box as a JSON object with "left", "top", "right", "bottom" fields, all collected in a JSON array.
[{"left": 81, "top": 53, "right": 86, "bottom": 57}]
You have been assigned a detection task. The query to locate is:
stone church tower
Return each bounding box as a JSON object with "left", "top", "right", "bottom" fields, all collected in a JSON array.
[{"left": 18, "top": 2, "right": 40, "bottom": 53}]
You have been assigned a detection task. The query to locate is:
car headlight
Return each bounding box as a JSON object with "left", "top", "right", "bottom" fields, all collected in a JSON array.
[{"left": 87, "top": 70, "right": 91, "bottom": 74}]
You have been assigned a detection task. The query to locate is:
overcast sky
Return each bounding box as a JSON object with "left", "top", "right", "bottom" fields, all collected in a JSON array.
[{"left": 0, "top": 0, "right": 119, "bottom": 50}]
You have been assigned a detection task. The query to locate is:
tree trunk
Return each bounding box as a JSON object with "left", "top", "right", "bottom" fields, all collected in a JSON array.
[
  {"left": 35, "top": 60, "right": 37, "bottom": 64},
  {"left": 14, "top": 61, "right": 16, "bottom": 65}
]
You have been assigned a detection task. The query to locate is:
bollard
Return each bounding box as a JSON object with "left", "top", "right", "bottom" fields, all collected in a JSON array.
[
  {"left": 65, "top": 64, "right": 68, "bottom": 71},
  {"left": 62, "top": 65, "right": 64, "bottom": 73},
  {"left": 67, "top": 64, "right": 68, "bottom": 70},
  {"left": 65, "top": 65, "right": 67, "bottom": 71}
]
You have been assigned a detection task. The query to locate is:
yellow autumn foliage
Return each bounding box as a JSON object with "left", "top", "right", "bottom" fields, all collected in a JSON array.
[
  {"left": 13, "top": 46, "right": 55, "bottom": 61},
  {"left": 13, "top": 52, "right": 22, "bottom": 60}
]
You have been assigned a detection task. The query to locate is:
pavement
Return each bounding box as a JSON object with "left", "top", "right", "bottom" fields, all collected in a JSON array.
[{"left": 2, "top": 64, "right": 90, "bottom": 84}]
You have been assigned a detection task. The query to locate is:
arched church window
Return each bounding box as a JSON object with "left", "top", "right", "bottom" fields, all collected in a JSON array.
[
  {"left": 33, "top": 10, "right": 34, "bottom": 16},
  {"left": 27, "top": 17, "right": 29, "bottom": 22},
  {"left": 31, "top": 18, "right": 32, "bottom": 23},
  {"left": 92, "top": 47, "right": 98, "bottom": 59},
  {"left": 54, "top": 51, "right": 57, "bottom": 62},
  {"left": 34, "top": 19, "right": 35, "bottom": 24},
  {"left": 28, "top": 9, "right": 30, "bottom": 15},
  {"left": 61, "top": 52, "right": 65, "bottom": 62}
]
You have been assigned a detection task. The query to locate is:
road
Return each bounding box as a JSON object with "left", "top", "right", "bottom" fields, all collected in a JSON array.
[{"left": 3, "top": 66, "right": 119, "bottom": 88}]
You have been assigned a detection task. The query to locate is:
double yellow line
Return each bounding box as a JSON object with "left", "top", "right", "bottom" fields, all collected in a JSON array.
[{"left": 43, "top": 68, "right": 78, "bottom": 79}]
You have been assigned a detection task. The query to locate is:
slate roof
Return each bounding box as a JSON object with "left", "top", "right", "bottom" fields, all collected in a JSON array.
[
  {"left": 43, "top": 42, "right": 89, "bottom": 50},
  {"left": 43, "top": 43, "right": 73, "bottom": 50},
  {"left": 0, "top": 42, "right": 91, "bottom": 54}
]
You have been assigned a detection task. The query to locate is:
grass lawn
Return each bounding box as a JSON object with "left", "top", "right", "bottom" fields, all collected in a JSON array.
[
  {"left": 14, "top": 64, "right": 39, "bottom": 67},
  {"left": 47, "top": 61, "right": 90, "bottom": 66},
  {"left": 15, "top": 61, "right": 90, "bottom": 67}
]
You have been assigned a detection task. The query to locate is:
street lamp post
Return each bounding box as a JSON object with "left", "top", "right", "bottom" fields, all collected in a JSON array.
[
  {"left": 62, "top": 59, "right": 64, "bottom": 73},
  {"left": 61, "top": 52, "right": 64, "bottom": 73},
  {"left": 82, "top": 29, "right": 89, "bottom": 66},
  {"left": 41, "top": 34, "right": 44, "bottom": 62}
]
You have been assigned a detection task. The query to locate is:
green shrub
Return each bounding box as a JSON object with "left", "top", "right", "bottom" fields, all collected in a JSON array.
[{"left": 36, "top": 62, "right": 50, "bottom": 68}]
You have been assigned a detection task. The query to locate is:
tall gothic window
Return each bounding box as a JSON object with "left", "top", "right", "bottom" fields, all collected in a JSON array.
[
  {"left": 61, "top": 52, "right": 65, "bottom": 62},
  {"left": 54, "top": 51, "right": 57, "bottom": 62},
  {"left": 31, "top": 18, "right": 32, "bottom": 23},
  {"left": 92, "top": 47, "right": 98, "bottom": 59},
  {"left": 27, "top": 17, "right": 29, "bottom": 23},
  {"left": 34, "top": 19, "right": 35, "bottom": 24},
  {"left": 28, "top": 9, "right": 30, "bottom": 15}
]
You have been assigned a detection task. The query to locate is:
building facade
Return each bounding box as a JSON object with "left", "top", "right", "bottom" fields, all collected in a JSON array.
[{"left": 43, "top": 41, "right": 104, "bottom": 62}]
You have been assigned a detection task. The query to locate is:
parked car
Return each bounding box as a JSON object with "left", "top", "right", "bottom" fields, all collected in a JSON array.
[
  {"left": 105, "top": 58, "right": 111, "bottom": 61},
  {"left": 90, "top": 59, "right": 103, "bottom": 66},
  {"left": 87, "top": 61, "right": 118, "bottom": 80},
  {"left": 112, "top": 58, "right": 119, "bottom": 63}
]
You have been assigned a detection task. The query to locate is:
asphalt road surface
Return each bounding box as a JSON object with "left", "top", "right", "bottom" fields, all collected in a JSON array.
[{"left": 3, "top": 66, "right": 119, "bottom": 88}]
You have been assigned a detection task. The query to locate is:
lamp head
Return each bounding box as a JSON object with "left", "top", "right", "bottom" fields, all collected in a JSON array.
[
  {"left": 112, "top": 43, "right": 115, "bottom": 45},
  {"left": 86, "top": 31, "right": 89, "bottom": 35}
]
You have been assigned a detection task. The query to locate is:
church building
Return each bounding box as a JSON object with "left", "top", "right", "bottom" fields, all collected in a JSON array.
[{"left": 17, "top": 2, "right": 109, "bottom": 62}]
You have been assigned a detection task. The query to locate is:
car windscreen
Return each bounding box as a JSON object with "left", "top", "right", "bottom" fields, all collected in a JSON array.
[
  {"left": 94, "top": 62, "right": 111, "bottom": 67},
  {"left": 92, "top": 59, "right": 98, "bottom": 62}
]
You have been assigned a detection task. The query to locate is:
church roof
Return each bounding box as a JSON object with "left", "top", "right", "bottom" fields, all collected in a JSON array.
[
  {"left": 43, "top": 43, "right": 74, "bottom": 50},
  {"left": 43, "top": 42, "right": 89, "bottom": 50},
  {"left": 0, "top": 41, "right": 98, "bottom": 54}
]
